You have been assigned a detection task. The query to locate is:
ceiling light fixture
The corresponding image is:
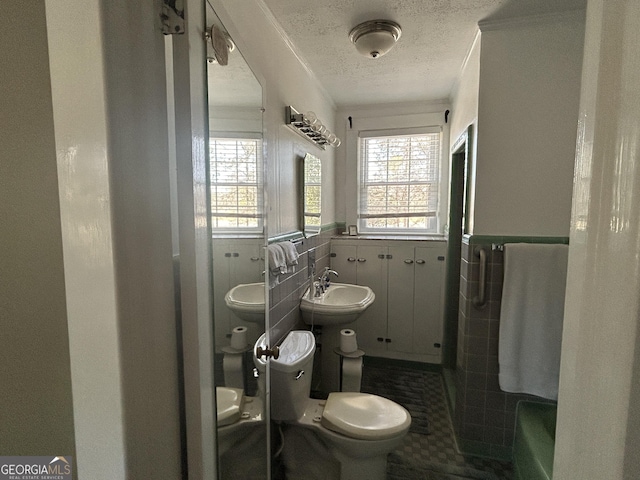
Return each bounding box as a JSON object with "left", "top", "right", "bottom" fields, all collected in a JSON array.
[{"left": 349, "top": 19, "right": 402, "bottom": 59}]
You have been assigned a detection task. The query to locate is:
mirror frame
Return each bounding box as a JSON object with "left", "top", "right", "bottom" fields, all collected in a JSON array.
[{"left": 300, "top": 152, "right": 322, "bottom": 237}]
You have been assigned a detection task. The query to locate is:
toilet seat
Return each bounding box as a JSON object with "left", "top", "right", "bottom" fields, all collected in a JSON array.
[
  {"left": 321, "top": 392, "right": 411, "bottom": 440},
  {"left": 216, "top": 386, "right": 244, "bottom": 427}
]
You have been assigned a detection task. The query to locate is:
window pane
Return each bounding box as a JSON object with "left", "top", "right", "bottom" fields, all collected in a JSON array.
[
  {"left": 359, "top": 132, "right": 440, "bottom": 233},
  {"left": 209, "top": 138, "right": 262, "bottom": 231}
]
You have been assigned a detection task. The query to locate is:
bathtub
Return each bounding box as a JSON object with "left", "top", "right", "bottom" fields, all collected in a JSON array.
[{"left": 513, "top": 402, "right": 557, "bottom": 480}]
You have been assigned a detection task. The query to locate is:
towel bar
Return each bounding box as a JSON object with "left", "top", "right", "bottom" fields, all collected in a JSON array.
[{"left": 472, "top": 247, "right": 488, "bottom": 308}]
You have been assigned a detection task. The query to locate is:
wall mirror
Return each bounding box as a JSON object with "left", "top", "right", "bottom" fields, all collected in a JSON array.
[
  {"left": 301, "top": 152, "right": 322, "bottom": 237},
  {"left": 205, "top": 1, "right": 268, "bottom": 478}
]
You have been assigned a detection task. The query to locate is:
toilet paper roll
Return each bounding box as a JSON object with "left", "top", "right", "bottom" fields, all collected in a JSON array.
[
  {"left": 223, "top": 353, "right": 244, "bottom": 389},
  {"left": 340, "top": 329, "right": 358, "bottom": 353},
  {"left": 341, "top": 357, "right": 363, "bottom": 392},
  {"left": 230, "top": 326, "right": 248, "bottom": 350}
]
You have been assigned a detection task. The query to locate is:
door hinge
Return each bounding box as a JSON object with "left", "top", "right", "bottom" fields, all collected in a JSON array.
[{"left": 160, "top": 0, "right": 185, "bottom": 35}]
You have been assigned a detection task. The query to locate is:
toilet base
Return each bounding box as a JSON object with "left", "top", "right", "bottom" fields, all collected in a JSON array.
[
  {"left": 280, "top": 424, "right": 391, "bottom": 480},
  {"left": 278, "top": 398, "right": 406, "bottom": 479},
  {"left": 281, "top": 425, "right": 340, "bottom": 480}
]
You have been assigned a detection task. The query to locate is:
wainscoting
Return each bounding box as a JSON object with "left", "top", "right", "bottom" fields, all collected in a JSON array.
[
  {"left": 452, "top": 235, "right": 566, "bottom": 460},
  {"left": 267, "top": 225, "right": 339, "bottom": 345}
]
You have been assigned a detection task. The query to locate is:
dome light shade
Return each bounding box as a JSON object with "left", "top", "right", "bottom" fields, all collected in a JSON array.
[{"left": 349, "top": 20, "right": 402, "bottom": 59}]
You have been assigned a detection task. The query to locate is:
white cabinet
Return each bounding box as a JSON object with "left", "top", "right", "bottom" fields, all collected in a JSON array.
[
  {"left": 212, "top": 239, "right": 264, "bottom": 348},
  {"left": 330, "top": 243, "right": 388, "bottom": 354},
  {"left": 330, "top": 240, "right": 445, "bottom": 363}
]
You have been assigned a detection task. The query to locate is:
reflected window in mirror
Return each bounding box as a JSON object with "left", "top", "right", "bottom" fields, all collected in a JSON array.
[
  {"left": 209, "top": 135, "right": 263, "bottom": 233},
  {"left": 302, "top": 153, "right": 321, "bottom": 237}
]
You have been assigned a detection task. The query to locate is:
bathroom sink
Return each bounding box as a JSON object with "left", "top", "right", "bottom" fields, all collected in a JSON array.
[
  {"left": 300, "top": 283, "right": 375, "bottom": 325},
  {"left": 224, "top": 282, "right": 265, "bottom": 324}
]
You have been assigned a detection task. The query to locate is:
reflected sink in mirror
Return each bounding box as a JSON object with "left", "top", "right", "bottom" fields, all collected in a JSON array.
[
  {"left": 224, "top": 282, "right": 265, "bottom": 324},
  {"left": 300, "top": 283, "right": 375, "bottom": 325}
]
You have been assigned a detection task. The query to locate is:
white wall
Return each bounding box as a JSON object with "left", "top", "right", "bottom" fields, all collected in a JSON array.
[
  {"left": 449, "top": 31, "right": 481, "bottom": 144},
  {"left": 555, "top": 0, "right": 640, "bottom": 477},
  {"left": 0, "top": 0, "right": 76, "bottom": 458},
  {"left": 473, "top": 13, "right": 585, "bottom": 236},
  {"left": 46, "top": 0, "right": 182, "bottom": 478},
  {"left": 210, "top": 0, "right": 337, "bottom": 237}
]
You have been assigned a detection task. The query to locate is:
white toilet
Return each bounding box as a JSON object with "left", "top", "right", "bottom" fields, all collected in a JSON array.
[
  {"left": 254, "top": 330, "right": 411, "bottom": 480},
  {"left": 216, "top": 386, "right": 267, "bottom": 479}
]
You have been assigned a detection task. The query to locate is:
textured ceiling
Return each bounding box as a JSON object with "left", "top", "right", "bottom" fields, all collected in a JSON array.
[
  {"left": 261, "top": 0, "right": 587, "bottom": 107},
  {"left": 206, "top": 2, "right": 262, "bottom": 108}
]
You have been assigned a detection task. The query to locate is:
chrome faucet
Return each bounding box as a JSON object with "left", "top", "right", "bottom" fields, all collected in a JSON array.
[
  {"left": 311, "top": 268, "right": 339, "bottom": 298},
  {"left": 313, "top": 280, "right": 324, "bottom": 298},
  {"left": 319, "top": 267, "right": 339, "bottom": 289}
]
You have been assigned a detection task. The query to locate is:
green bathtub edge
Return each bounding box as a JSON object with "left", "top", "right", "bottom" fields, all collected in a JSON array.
[{"left": 514, "top": 402, "right": 557, "bottom": 480}]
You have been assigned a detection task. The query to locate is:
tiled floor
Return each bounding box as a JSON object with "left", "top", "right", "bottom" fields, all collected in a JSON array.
[{"left": 361, "top": 361, "right": 513, "bottom": 480}]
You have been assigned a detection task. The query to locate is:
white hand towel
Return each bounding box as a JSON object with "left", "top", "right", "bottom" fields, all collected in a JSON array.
[
  {"left": 280, "top": 241, "right": 299, "bottom": 273},
  {"left": 498, "top": 243, "right": 569, "bottom": 400},
  {"left": 267, "top": 243, "right": 287, "bottom": 275}
]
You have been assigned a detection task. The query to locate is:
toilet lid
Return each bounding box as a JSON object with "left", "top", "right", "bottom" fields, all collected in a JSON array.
[
  {"left": 321, "top": 392, "right": 411, "bottom": 440},
  {"left": 216, "top": 387, "right": 244, "bottom": 427}
]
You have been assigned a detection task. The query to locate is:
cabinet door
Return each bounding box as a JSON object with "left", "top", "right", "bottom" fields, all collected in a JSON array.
[
  {"left": 387, "top": 245, "right": 416, "bottom": 353},
  {"left": 354, "top": 245, "right": 387, "bottom": 355},
  {"left": 414, "top": 246, "right": 445, "bottom": 361},
  {"left": 330, "top": 244, "right": 357, "bottom": 284},
  {"left": 212, "top": 241, "right": 232, "bottom": 348},
  {"left": 230, "top": 241, "right": 263, "bottom": 285}
]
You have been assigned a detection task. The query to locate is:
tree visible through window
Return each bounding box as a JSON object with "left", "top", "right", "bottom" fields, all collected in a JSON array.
[
  {"left": 359, "top": 131, "right": 441, "bottom": 233},
  {"left": 209, "top": 138, "right": 262, "bottom": 232}
]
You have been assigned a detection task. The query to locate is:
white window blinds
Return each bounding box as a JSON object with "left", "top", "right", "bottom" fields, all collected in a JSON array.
[
  {"left": 209, "top": 138, "right": 263, "bottom": 232},
  {"left": 359, "top": 130, "right": 441, "bottom": 233}
]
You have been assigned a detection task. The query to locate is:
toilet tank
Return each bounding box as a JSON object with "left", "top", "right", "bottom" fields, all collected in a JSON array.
[{"left": 263, "top": 330, "right": 315, "bottom": 421}]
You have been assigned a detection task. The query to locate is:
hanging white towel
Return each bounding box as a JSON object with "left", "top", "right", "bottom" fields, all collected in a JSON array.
[
  {"left": 267, "top": 244, "right": 286, "bottom": 288},
  {"left": 498, "top": 243, "right": 569, "bottom": 400},
  {"left": 279, "top": 241, "right": 299, "bottom": 273}
]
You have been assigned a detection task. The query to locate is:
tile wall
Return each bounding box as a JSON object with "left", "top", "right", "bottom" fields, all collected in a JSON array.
[
  {"left": 268, "top": 226, "right": 338, "bottom": 345},
  {"left": 454, "top": 235, "right": 565, "bottom": 460}
]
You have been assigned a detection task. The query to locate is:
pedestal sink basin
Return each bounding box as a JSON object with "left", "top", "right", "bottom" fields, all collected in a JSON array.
[
  {"left": 224, "top": 282, "right": 265, "bottom": 324},
  {"left": 300, "top": 282, "right": 375, "bottom": 325}
]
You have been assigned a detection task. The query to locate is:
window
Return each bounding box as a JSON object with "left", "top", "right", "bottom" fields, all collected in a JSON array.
[
  {"left": 358, "top": 129, "right": 441, "bottom": 233},
  {"left": 209, "top": 137, "right": 263, "bottom": 233}
]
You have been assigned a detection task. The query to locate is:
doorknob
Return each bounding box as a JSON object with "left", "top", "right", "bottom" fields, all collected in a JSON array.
[{"left": 255, "top": 345, "right": 280, "bottom": 360}]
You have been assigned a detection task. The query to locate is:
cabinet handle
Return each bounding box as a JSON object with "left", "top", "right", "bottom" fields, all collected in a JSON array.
[
  {"left": 385, "top": 338, "right": 392, "bottom": 343},
  {"left": 232, "top": 253, "right": 239, "bottom": 257},
  {"left": 347, "top": 257, "right": 356, "bottom": 262},
  {"left": 404, "top": 259, "right": 414, "bottom": 264},
  {"left": 416, "top": 259, "right": 425, "bottom": 264},
  {"left": 357, "top": 258, "right": 366, "bottom": 262},
  {"left": 378, "top": 254, "right": 385, "bottom": 259},
  {"left": 250, "top": 256, "right": 260, "bottom": 261},
  {"left": 377, "top": 337, "right": 384, "bottom": 342},
  {"left": 224, "top": 253, "right": 231, "bottom": 257}
]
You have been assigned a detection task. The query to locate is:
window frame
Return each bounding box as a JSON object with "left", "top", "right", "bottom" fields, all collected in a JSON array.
[
  {"left": 357, "top": 126, "right": 443, "bottom": 235},
  {"left": 208, "top": 135, "right": 264, "bottom": 235}
]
